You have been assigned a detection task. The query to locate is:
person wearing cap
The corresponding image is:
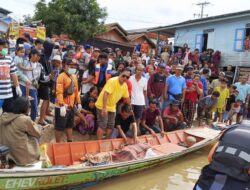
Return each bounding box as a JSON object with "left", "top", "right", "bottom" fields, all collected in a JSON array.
[
  {"left": 55, "top": 57, "right": 81, "bottom": 142},
  {"left": 90, "top": 48, "right": 100, "bottom": 60},
  {"left": 50, "top": 55, "right": 62, "bottom": 104},
  {"left": 163, "top": 100, "right": 186, "bottom": 131},
  {"left": 184, "top": 65, "right": 194, "bottom": 82},
  {"left": 94, "top": 52, "right": 113, "bottom": 91},
  {"left": 164, "top": 64, "right": 186, "bottom": 109},
  {"left": 209, "top": 71, "right": 225, "bottom": 94},
  {"left": 0, "top": 38, "right": 22, "bottom": 112},
  {"left": 95, "top": 69, "right": 130, "bottom": 140},
  {"left": 140, "top": 98, "right": 164, "bottom": 136},
  {"left": 147, "top": 62, "right": 166, "bottom": 109}
]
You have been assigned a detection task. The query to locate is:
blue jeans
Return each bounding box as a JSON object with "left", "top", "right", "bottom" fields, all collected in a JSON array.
[
  {"left": 20, "top": 85, "right": 38, "bottom": 121},
  {"left": 141, "top": 124, "right": 161, "bottom": 135}
]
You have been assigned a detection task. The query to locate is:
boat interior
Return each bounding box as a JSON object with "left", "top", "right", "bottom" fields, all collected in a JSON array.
[{"left": 47, "top": 127, "right": 219, "bottom": 166}]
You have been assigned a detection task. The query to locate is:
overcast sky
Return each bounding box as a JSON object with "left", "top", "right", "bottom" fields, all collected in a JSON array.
[{"left": 1, "top": 0, "right": 250, "bottom": 30}]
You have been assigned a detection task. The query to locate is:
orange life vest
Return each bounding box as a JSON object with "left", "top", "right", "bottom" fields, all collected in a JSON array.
[{"left": 94, "top": 63, "right": 112, "bottom": 85}]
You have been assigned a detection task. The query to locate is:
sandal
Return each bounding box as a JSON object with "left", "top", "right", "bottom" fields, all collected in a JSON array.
[
  {"left": 45, "top": 119, "right": 53, "bottom": 124},
  {"left": 37, "top": 120, "right": 48, "bottom": 126}
]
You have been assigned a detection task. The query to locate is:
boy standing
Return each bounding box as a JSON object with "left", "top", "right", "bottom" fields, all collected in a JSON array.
[
  {"left": 213, "top": 79, "right": 230, "bottom": 122},
  {"left": 197, "top": 91, "right": 220, "bottom": 125}
]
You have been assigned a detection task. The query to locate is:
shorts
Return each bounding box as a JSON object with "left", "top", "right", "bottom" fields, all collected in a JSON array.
[
  {"left": 38, "top": 84, "right": 50, "bottom": 100},
  {"left": 238, "top": 103, "right": 245, "bottom": 116},
  {"left": 223, "top": 111, "right": 229, "bottom": 121},
  {"left": 55, "top": 107, "right": 75, "bottom": 131},
  {"left": 211, "top": 107, "right": 224, "bottom": 114},
  {"left": 132, "top": 105, "right": 144, "bottom": 120},
  {"left": 96, "top": 109, "right": 116, "bottom": 130}
]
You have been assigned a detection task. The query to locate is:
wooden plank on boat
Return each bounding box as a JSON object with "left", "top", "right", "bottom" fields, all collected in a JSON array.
[{"left": 184, "top": 127, "right": 220, "bottom": 140}]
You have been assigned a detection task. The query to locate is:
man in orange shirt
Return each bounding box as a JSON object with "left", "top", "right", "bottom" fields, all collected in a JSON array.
[{"left": 55, "top": 58, "right": 81, "bottom": 142}]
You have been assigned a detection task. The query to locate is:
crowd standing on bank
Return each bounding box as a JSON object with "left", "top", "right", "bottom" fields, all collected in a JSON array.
[{"left": 0, "top": 34, "right": 250, "bottom": 147}]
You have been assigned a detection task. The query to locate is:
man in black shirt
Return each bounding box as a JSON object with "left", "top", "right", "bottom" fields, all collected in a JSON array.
[{"left": 111, "top": 104, "right": 138, "bottom": 144}]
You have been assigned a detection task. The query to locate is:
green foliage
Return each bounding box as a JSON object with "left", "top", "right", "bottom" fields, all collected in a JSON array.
[{"left": 33, "top": 0, "right": 107, "bottom": 43}]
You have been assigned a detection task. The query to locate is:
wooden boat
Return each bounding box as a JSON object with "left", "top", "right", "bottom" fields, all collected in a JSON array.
[{"left": 0, "top": 127, "right": 221, "bottom": 190}]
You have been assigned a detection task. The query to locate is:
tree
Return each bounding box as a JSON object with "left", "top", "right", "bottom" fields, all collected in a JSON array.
[{"left": 33, "top": 0, "right": 107, "bottom": 43}]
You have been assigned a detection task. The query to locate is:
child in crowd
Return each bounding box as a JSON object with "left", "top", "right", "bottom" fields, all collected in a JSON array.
[
  {"left": 212, "top": 79, "right": 229, "bottom": 122},
  {"left": 163, "top": 100, "right": 187, "bottom": 131},
  {"left": 197, "top": 91, "right": 220, "bottom": 125},
  {"left": 14, "top": 46, "right": 32, "bottom": 97},
  {"left": 75, "top": 97, "right": 96, "bottom": 135},
  {"left": 227, "top": 99, "right": 243, "bottom": 125},
  {"left": 223, "top": 86, "right": 237, "bottom": 124},
  {"left": 81, "top": 86, "right": 98, "bottom": 108}
]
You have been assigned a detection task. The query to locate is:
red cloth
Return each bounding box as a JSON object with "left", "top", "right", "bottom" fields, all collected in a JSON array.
[{"left": 185, "top": 81, "right": 203, "bottom": 103}]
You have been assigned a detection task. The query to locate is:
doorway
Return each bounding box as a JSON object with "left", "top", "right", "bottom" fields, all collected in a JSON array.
[{"left": 202, "top": 33, "right": 208, "bottom": 52}]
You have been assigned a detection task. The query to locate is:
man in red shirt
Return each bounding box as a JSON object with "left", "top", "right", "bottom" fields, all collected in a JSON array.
[
  {"left": 163, "top": 100, "right": 186, "bottom": 131},
  {"left": 182, "top": 74, "right": 203, "bottom": 127}
]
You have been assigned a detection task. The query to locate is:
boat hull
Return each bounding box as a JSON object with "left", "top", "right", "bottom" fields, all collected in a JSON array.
[{"left": 0, "top": 136, "right": 217, "bottom": 190}]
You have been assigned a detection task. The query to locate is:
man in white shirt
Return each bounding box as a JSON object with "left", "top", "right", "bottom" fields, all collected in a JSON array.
[{"left": 130, "top": 64, "right": 147, "bottom": 132}]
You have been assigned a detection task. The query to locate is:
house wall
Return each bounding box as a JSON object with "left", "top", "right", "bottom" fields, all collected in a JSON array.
[
  {"left": 175, "top": 16, "right": 250, "bottom": 52},
  {"left": 174, "top": 16, "right": 250, "bottom": 66}
]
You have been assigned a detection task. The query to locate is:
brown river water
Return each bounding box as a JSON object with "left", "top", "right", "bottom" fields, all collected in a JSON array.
[{"left": 85, "top": 147, "right": 210, "bottom": 190}]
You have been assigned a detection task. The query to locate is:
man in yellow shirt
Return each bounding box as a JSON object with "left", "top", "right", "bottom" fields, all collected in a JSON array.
[
  {"left": 213, "top": 79, "right": 229, "bottom": 122},
  {"left": 95, "top": 68, "right": 130, "bottom": 139}
]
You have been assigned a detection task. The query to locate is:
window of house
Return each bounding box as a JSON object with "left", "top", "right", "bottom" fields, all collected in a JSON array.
[{"left": 234, "top": 25, "right": 250, "bottom": 52}]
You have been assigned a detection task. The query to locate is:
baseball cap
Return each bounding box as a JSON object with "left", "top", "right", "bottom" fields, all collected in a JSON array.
[
  {"left": 170, "top": 100, "right": 180, "bottom": 106},
  {"left": 186, "top": 65, "right": 194, "bottom": 70},
  {"left": 63, "top": 57, "right": 78, "bottom": 65},
  {"left": 84, "top": 44, "right": 91, "bottom": 49},
  {"left": 54, "top": 42, "right": 60, "bottom": 46},
  {"left": 149, "top": 98, "right": 158, "bottom": 105},
  {"left": 219, "top": 71, "right": 225, "bottom": 76},
  {"left": 176, "top": 64, "right": 184, "bottom": 71},
  {"left": 93, "top": 48, "right": 100, "bottom": 52},
  {"left": 52, "top": 55, "right": 62, "bottom": 62},
  {"left": 158, "top": 63, "right": 166, "bottom": 68}
]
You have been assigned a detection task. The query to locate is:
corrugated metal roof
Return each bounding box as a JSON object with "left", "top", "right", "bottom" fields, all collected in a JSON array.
[{"left": 149, "top": 9, "right": 250, "bottom": 33}]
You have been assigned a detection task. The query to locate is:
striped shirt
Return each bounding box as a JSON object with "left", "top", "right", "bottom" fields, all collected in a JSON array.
[{"left": 0, "top": 56, "right": 17, "bottom": 99}]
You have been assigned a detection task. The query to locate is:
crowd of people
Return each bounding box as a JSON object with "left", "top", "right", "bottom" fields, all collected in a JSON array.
[{"left": 1, "top": 34, "right": 250, "bottom": 148}]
